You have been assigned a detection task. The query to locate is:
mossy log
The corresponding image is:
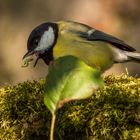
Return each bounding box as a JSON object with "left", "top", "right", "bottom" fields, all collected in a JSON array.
[{"left": 0, "top": 75, "right": 140, "bottom": 140}]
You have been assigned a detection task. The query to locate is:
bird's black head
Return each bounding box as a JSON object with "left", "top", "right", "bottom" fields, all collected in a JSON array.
[{"left": 23, "top": 22, "right": 58, "bottom": 66}]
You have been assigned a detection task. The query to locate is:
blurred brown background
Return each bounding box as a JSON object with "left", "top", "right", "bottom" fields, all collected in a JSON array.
[{"left": 0, "top": 0, "right": 140, "bottom": 87}]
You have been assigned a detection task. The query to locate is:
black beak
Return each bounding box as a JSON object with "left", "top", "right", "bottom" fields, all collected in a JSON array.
[
  {"left": 33, "top": 57, "right": 40, "bottom": 67},
  {"left": 22, "top": 50, "right": 41, "bottom": 67},
  {"left": 22, "top": 50, "right": 34, "bottom": 60}
]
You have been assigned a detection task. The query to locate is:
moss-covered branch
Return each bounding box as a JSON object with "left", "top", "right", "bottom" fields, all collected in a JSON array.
[{"left": 0, "top": 75, "right": 140, "bottom": 140}]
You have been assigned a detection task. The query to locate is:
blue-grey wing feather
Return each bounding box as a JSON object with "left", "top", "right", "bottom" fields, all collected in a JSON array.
[{"left": 78, "top": 29, "right": 136, "bottom": 52}]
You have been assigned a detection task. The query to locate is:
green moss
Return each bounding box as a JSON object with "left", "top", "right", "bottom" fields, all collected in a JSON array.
[{"left": 0, "top": 75, "right": 140, "bottom": 140}]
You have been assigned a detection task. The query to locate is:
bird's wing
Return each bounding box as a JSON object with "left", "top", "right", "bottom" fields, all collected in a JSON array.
[
  {"left": 77, "top": 29, "right": 136, "bottom": 52},
  {"left": 58, "top": 21, "right": 135, "bottom": 52}
]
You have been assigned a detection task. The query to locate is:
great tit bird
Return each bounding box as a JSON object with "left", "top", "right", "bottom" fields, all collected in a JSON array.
[{"left": 23, "top": 21, "right": 140, "bottom": 72}]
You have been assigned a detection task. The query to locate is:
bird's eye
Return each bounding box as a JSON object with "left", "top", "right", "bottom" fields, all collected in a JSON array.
[{"left": 33, "top": 39, "right": 39, "bottom": 46}]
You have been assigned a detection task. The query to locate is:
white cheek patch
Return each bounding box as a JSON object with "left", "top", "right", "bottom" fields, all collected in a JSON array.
[{"left": 35, "top": 27, "right": 55, "bottom": 52}]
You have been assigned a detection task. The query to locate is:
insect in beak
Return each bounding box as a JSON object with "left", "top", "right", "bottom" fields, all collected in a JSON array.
[{"left": 22, "top": 50, "right": 40, "bottom": 67}]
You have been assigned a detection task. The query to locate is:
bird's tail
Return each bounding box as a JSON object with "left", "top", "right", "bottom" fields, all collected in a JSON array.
[{"left": 124, "top": 52, "right": 140, "bottom": 63}]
